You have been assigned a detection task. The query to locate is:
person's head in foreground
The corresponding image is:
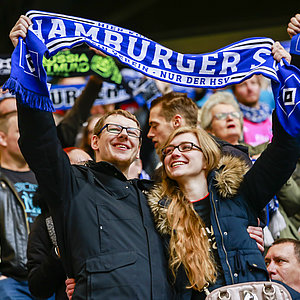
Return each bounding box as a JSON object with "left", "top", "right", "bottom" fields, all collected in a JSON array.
[{"left": 265, "top": 238, "right": 300, "bottom": 293}]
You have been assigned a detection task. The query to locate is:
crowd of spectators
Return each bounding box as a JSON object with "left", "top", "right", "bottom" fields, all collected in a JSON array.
[{"left": 0, "top": 11, "right": 300, "bottom": 300}]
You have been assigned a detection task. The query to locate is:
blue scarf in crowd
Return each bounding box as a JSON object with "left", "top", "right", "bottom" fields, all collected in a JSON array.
[
  {"left": 2, "top": 10, "right": 300, "bottom": 136},
  {"left": 239, "top": 102, "right": 273, "bottom": 123}
]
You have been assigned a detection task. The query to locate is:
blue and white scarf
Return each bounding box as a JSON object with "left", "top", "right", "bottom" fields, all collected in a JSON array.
[
  {"left": 239, "top": 102, "right": 272, "bottom": 123},
  {"left": 3, "top": 10, "right": 300, "bottom": 136}
]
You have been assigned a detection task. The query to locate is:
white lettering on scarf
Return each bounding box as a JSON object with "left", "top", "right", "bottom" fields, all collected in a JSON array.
[
  {"left": 48, "top": 19, "right": 66, "bottom": 39},
  {"left": 128, "top": 37, "right": 150, "bottom": 61},
  {"left": 74, "top": 23, "right": 99, "bottom": 42}
]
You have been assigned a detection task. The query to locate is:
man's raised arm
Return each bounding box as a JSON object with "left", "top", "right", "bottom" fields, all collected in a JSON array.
[{"left": 9, "top": 15, "right": 72, "bottom": 207}]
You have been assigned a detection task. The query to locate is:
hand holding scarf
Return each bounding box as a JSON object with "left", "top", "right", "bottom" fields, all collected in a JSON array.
[{"left": 3, "top": 11, "right": 300, "bottom": 137}]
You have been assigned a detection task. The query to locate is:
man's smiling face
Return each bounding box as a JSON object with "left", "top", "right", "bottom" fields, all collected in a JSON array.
[{"left": 92, "top": 114, "right": 141, "bottom": 173}]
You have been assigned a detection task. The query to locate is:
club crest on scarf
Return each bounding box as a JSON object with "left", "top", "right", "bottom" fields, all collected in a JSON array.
[
  {"left": 290, "top": 34, "right": 300, "bottom": 55},
  {"left": 2, "top": 10, "right": 300, "bottom": 137},
  {"left": 273, "top": 59, "right": 300, "bottom": 137},
  {"left": 21, "top": 41, "right": 40, "bottom": 78}
]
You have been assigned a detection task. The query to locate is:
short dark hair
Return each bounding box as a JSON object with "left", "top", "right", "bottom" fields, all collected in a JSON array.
[
  {"left": 150, "top": 92, "right": 198, "bottom": 127},
  {"left": 271, "top": 238, "right": 300, "bottom": 263}
]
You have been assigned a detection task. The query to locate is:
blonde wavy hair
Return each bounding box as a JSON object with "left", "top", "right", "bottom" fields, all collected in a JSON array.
[{"left": 159, "top": 126, "right": 221, "bottom": 291}]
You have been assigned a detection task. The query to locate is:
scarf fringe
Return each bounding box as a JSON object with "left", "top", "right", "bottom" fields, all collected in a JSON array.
[{"left": 2, "top": 77, "right": 54, "bottom": 112}]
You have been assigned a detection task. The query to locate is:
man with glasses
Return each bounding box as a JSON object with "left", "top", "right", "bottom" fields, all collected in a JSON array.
[
  {"left": 7, "top": 14, "right": 174, "bottom": 299},
  {"left": 16, "top": 101, "right": 174, "bottom": 298}
]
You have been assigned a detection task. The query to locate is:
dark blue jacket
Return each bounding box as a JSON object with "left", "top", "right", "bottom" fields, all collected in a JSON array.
[{"left": 148, "top": 112, "right": 300, "bottom": 298}]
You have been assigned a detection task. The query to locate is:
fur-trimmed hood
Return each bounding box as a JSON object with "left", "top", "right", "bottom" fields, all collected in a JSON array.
[{"left": 148, "top": 154, "right": 250, "bottom": 235}]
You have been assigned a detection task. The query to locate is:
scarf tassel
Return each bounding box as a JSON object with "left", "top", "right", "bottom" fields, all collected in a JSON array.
[{"left": 3, "top": 77, "right": 54, "bottom": 112}]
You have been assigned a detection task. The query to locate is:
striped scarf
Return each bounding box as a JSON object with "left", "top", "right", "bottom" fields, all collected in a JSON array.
[{"left": 3, "top": 10, "right": 300, "bottom": 137}]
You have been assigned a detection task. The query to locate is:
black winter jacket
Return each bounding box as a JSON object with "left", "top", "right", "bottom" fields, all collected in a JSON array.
[
  {"left": 27, "top": 212, "right": 67, "bottom": 299},
  {"left": 26, "top": 73, "right": 103, "bottom": 300},
  {"left": 17, "top": 103, "right": 174, "bottom": 300}
]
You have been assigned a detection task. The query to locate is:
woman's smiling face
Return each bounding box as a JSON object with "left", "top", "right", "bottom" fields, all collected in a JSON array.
[{"left": 163, "top": 132, "right": 207, "bottom": 182}]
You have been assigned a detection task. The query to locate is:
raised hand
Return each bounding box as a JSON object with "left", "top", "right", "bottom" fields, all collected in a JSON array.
[
  {"left": 287, "top": 14, "right": 300, "bottom": 39},
  {"left": 9, "top": 15, "right": 32, "bottom": 47}
]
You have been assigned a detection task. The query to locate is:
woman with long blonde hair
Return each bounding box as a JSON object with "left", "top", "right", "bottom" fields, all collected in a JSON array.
[{"left": 148, "top": 120, "right": 300, "bottom": 299}]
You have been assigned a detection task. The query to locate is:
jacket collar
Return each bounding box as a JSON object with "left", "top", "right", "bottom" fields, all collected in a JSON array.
[
  {"left": 148, "top": 154, "right": 249, "bottom": 234},
  {"left": 88, "top": 160, "right": 127, "bottom": 181},
  {"left": 86, "top": 161, "right": 154, "bottom": 199}
]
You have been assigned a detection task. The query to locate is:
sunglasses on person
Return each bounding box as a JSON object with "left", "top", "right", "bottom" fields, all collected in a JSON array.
[
  {"left": 97, "top": 123, "right": 142, "bottom": 138},
  {"left": 213, "top": 111, "right": 241, "bottom": 120},
  {"left": 162, "top": 142, "right": 202, "bottom": 156}
]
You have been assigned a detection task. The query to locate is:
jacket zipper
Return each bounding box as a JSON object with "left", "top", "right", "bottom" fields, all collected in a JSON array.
[{"left": 211, "top": 190, "right": 234, "bottom": 284}]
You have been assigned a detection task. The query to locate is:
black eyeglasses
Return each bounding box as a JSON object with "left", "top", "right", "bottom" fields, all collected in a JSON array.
[
  {"left": 162, "top": 142, "right": 202, "bottom": 156},
  {"left": 97, "top": 123, "right": 142, "bottom": 138},
  {"left": 213, "top": 111, "right": 241, "bottom": 121}
]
